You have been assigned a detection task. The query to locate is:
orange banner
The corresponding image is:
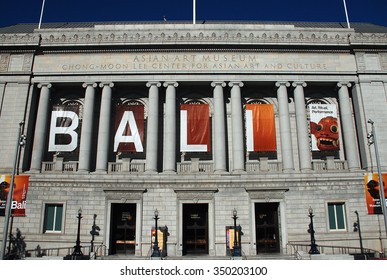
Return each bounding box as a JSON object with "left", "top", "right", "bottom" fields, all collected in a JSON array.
[
  {"left": 364, "top": 173, "right": 387, "bottom": 215},
  {"left": 245, "top": 104, "right": 276, "bottom": 152},
  {"left": 0, "top": 174, "right": 29, "bottom": 217},
  {"left": 180, "top": 104, "right": 211, "bottom": 152}
]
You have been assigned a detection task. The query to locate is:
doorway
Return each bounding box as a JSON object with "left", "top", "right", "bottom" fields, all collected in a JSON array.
[
  {"left": 109, "top": 203, "right": 136, "bottom": 255},
  {"left": 255, "top": 202, "right": 280, "bottom": 254},
  {"left": 183, "top": 203, "right": 208, "bottom": 255}
]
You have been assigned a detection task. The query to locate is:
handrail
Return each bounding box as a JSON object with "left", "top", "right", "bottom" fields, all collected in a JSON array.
[
  {"left": 26, "top": 243, "right": 107, "bottom": 258},
  {"left": 287, "top": 242, "right": 383, "bottom": 259}
]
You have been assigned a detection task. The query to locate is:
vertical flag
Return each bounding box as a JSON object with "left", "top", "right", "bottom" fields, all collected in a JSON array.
[
  {"left": 245, "top": 104, "right": 276, "bottom": 152},
  {"left": 0, "top": 174, "right": 29, "bottom": 217},
  {"left": 364, "top": 173, "right": 387, "bottom": 215},
  {"left": 180, "top": 104, "right": 210, "bottom": 152}
]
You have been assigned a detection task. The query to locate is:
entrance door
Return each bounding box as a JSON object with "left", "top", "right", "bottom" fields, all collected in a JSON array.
[
  {"left": 183, "top": 203, "right": 208, "bottom": 255},
  {"left": 255, "top": 203, "right": 280, "bottom": 254},
  {"left": 109, "top": 203, "right": 136, "bottom": 255}
]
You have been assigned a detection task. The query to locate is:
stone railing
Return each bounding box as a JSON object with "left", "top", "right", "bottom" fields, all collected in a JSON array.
[
  {"left": 177, "top": 158, "right": 214, "bottom": 174},
  {"left": 108, "top": 158, "right": 145, "bottom": 173},
  {"left": 41, "top": 157, "right": 78, "bottom": 173},
  {"left": 246, "top": 158, "right": 282, "bottom": 173},
  {"left": 312, "top": 156, "right": 347, "bottom": 171},
  {"left": 40, "top": 156, "right": 347, "bottom": 174}
]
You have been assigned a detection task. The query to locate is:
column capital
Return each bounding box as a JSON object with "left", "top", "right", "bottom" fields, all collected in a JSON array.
[
  {"left": 228, "top": 81, "right": 244, "bottom": 88},
  {"left": 99, "top": 82, "right": 114, "bottom": 88},
  {"left": 337, "top": 82, "right": 352, "bottom": 89},
  {"left": 146, "top": 81, "right": 161, "bottom": 88},
  {"left": 292, "top": 82, "right": 307, "bottom": 88},
  {"left": 82, "top": 82, "right": 98, "bottom": 88},
  {"left": 37, "top": 83, "right": 52, "bottom": 89},
  {"left": 211, "top": 81, "right": 226, "bottom": 88},
  {"left": 163, "top": 81, "right": 179, "bottom": 88},
  {"left": 275, "top": 81, "right": 290, "bottom": 88}
]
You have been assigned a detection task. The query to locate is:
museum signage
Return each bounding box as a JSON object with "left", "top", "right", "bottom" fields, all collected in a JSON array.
[{"left": 33, "top": 52, "right": 357, "bottom": 74}]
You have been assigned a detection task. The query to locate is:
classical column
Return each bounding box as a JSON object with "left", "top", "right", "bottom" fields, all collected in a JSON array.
[
  {"left": 229, "top": 81, "right": 245, "bottom": 172},
  {"left": 145, "top": 82, "right": 161, "bottom": 173},
  {"left": 276, "top": 82, "right": 294, "bottom": 171},
  {"left": 211, "top": 81, "right": 227, "bottom": 173},
  {"left": 293, "top": 82, "right": 312, "bottom": 171},
  {"left": 337, "top": 83, "right": 360, "bottom": 170},
  {"left": 30, "top": 83, "right": 52, "bottom": 171},
  {"left": 163, "top": 82, "right": 178, "bottom": 173},
  {"left": 78, "top": 82, "right": 97, "bottom": 172},
  {"left": 96, "top": 82, "right": 114, "bottom": 172}
]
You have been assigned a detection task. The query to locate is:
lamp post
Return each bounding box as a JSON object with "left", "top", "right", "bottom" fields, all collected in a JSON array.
[
  {"left": 367, "top": 119, "right": 387, "bottom": 238},
  {"left": 308, "top": 207, "right": 320, "bottom": 254},
  {"left": 151, "top": 209, "right": 160, "bottom": 258},
  {"left": 354, "top": 210, "right": 365, "bottom": 259},
  {"left": 1, "top": 121, "right": 26, "bottom": 260},
  {"left": 232, "top": 208, "right": 241, "bottom": 257},
  {"left": 72, "top": 208, "right": 83, "bottom": 257}
]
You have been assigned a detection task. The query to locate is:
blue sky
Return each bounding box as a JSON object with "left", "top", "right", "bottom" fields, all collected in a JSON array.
[{"left": 0, "top": 0, "right": 386, "bottom": 28}]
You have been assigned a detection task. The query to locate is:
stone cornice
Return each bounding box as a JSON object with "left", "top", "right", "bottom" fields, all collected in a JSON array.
[
  {"left": 0, "top": 33, "right": 40, "bottom": 46},
  {"left": 2, "top": 24, "right": 374, "bottom": 47},
  {"left": 1, "top": 24, "right": 386, "bottom": 48}
]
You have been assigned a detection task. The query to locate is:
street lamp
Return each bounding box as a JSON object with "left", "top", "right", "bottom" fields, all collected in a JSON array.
[
  {"left": 72, "top": 208, "right": 83, "bottom": 257},
  {"left": 1, "top": 121, "right": 26, "bottom": 260},
  {"left": 151, "top": 209, "right": 160, "bottom": 258},
  {"left": 232, "top": 208, "right": 241, "bottom": 257},
  {"left": 354, "top": 210, "right": 365, "bottom": 259},
  {"left": 308, "top": 207, "right": 320, "bottom": 254},
  {"left": 367, "top": 119, "right": 387, "bottom": 238}
]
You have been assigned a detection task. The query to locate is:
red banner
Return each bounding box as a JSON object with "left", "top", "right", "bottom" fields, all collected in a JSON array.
[
  {"left": 0, "top": 174, "right": 29, "bottom": 217},
  {"left": 180, "top": 104, "right": 211, "bottom": 152},
  {"left": 114, "top": 104, "right": 145, "bottom": 153},
  {"left": 245, "top": 104, "right": 276, "bottom": 152},
  {"left": 364, "top": 173, "right": 387, "bottom": 215}
]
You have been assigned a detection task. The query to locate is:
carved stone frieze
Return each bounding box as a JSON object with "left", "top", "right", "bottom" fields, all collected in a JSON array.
[
  {"left": 0, "top": 34, "right": 39, "bottom": 45},
  {"left": 103, "top": 188, "right": 147, "bottom": 200},
  {"left": 38, "top": 30, "right": 355, "bottom": 46},
  {"left": 0, "top": 53, "right": 10, "bottom": 72},
  {"left": 174, "top": 188, "right": 218, "bottom": 200},
  {"left": 245, "top": 188, "right": 289, "bottom": 200}
]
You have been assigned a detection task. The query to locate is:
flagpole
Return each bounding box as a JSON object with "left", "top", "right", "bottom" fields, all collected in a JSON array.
[
  {"left": 342, "top": 0, "right": 351, "bottom": 29},
  {"left": 38, "top": 0, "right": 46, "bottom": 29},
  {"left": 193, "top": 0, "right": 196, "bottom": 24}
]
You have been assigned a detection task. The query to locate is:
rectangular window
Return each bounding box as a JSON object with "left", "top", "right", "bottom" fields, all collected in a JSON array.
[
  {"left": 327, "top": 202, "right": 346, "bottom": 230},
  {"left": 43, "top": 204, "right": 63, "bottom": 233}
]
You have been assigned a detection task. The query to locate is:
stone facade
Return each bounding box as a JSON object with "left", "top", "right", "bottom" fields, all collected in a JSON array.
[{"left": 0, "top": 22, "right": 387, "bottom": 258}]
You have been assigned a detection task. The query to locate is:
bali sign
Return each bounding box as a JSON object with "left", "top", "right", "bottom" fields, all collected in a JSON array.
[{"left": 0, "top": 174, "right": 29, "bottom": 217}]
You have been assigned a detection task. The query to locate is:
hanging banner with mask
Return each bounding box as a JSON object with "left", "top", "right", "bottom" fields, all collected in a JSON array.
[
  {"left": 245, "top": 104, "right": 276, "bottom": 152},
  {"left": 180, "top": 104, "right": 211, "bottom": 152},
  {"left": 0, "top": 174, "right": 29, "bottom": 217},
  {"left": 309, "top": 104, "right": 340, "bottom": 151}
]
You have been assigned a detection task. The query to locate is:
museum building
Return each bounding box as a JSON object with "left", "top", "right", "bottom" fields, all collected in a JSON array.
[{"left": 0, "top": 21, "right": 387, "bottom": 258}]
